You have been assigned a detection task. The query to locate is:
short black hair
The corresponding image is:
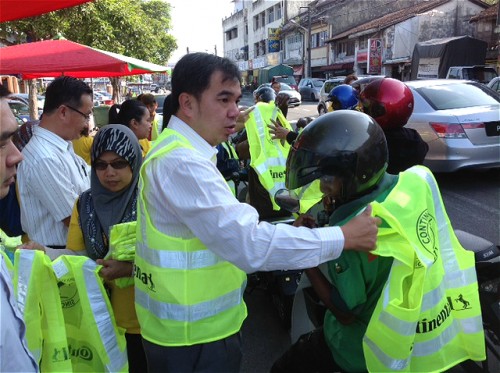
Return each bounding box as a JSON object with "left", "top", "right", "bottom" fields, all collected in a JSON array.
[
  {"left": 43, "top": 76, "right": 93, "bottom": 114},
  {"left": 171, "top": 53, "right": 241, "bottom": 114}
]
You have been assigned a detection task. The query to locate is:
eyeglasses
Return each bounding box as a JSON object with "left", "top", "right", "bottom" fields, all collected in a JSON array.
[
  {"left": 65, "top": 105, "right": 93, "bottom": 122},
  {"left": 94, "top": 159, "right": 130, "bottom": 171}
]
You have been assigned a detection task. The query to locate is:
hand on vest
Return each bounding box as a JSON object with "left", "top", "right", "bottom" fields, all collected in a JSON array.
[
  {"left": 235, "top": 106, "right": 254, "bottom": 132},
  {"left": 17, "top": 240, "right": 46, "bottom": 253},
  {"left": 268, "top": 118, "right": 290, "bottom": 144},
  {"left": 96, "top": 259, "right": 133, "bottom": 282},
  {"left": 341, "top": 205, "right": 381, "bottom": 252}
]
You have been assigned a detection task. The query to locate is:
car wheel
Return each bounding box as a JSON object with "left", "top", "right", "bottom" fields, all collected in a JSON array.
[{"left": 318, "top": 105, "right": 326, "bottom": 116}]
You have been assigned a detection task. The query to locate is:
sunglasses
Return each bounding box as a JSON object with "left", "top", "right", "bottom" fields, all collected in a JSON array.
[{"left": 94, "top": 159, "right": 130, "bottom": 171}]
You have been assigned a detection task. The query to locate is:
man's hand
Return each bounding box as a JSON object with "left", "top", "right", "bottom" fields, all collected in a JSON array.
[
  {"left": 17, "top": 241, "right": 46, "bottom": 252},
  {"left": 268, "top": 118, "right": 291, "bottom": 141},
  {"left": 96, "top": 259, "right": 133, "bottom": 282},
  {"left": 340, "top": 205, "right": 381, "bottom": 251},
  {"left": 235, "top": 106, "right": 254, "bottom": 132},
  {"left": 293, "top": 214, "right": 317, "bottom": 228}
]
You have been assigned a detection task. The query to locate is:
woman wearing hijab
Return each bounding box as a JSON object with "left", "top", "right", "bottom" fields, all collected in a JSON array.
[{"left": 65, "top": 124, "right": 146, "bottom": 372}]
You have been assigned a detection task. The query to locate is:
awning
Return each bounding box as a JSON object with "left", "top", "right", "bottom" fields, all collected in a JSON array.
[
  {"left": 0, "top": 1, "right": 93, "bottom": 22},
  {"left": 293, "top": 65, "right": 303, "bottom": 76},
  {"left": 321, "top": 62, "right": 354, "bottom": 72}
]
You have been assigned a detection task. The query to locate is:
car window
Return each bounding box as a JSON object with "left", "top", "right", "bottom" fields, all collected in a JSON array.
[
  {"left": 414, "top": 83, "right": 500, "bottom": 110},
  {"left": 313, "top": 80, "right": 325, "bottom": 87}
]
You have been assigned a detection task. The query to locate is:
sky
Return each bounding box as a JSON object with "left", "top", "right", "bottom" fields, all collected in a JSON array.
[{"left": 166, "top": 0, "right": 235, "bottom": 64}]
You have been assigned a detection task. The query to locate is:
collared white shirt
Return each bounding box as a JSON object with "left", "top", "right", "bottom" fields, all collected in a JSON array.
[
  {"left": 142, "top": 115, "right": 344, "bottom": 273},
  {"left": 0, "top": 253, "right": 39, "bottom": 372},
  {"left": 17, "top": 126, "right": 90, "bottom": 246}
]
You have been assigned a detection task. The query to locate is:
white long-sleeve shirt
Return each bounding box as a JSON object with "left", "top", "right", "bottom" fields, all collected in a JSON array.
[
  {"left": 17, "top": 126, "right": 90, "bottom": 246},
  {"left": 142, "top": 116, "right": 345, "bottom": 273}
]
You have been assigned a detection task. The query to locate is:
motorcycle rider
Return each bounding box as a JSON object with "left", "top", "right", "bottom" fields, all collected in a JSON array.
[
  {"left": 235, "top": 86, "right": 293, "bottom": 219},
  {"left": 360, "top": 77, "right": 429, "bottom": 174},
  {"left": 326, "top": 84, "right": 359, "bottom": 112},
  {"left": 272, "top": 111, "right": 484, "bottom": 372}
]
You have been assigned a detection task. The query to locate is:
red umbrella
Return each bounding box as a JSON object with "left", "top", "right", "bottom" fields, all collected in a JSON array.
[
  {"left": 0, "top": 39, "right": 168, "bottom": 79},
  {"left": 0, "top": 0, "right": 93, "bottom": 23}
]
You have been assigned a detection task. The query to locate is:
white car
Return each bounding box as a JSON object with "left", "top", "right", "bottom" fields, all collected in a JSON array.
[
  {"left": 253, "top": 83, "right": 301, "bottom": 107},
  {"left": 487, "top": 76, "right": 500, "bottom": 93},
  {"left": 405, "top": 79, "right": 500, "bottom": 172}
]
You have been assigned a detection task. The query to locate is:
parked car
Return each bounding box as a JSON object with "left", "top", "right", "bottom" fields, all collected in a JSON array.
[
  {"left": 154, "top": 94, "right": 170, "bottom": 115},
  {"left": 271, "top": 75, "right": 298, "bottom": 91},
  {"left": 317, "top": 77, "right": 345, "bottom": 115},
  {"left": 7, "top": 99, "right": 31, "bottom": 125},
  {"left": 298, "top": 78, "right": 325, "bottom": 101},
  {"left": 253, "top": 83, "right": 301, "bottom": 107},
  {"left": 446, "top": 65, "right": 498, "bottom": 84},
  {"left": 405, "top": 79, "right": 500, "bottom": 172},
  {"left": 9, "top": 93, "right": 44, "bottom": 115},
  {"left": 487, "top": 76, "right": 500, "bottom": 93},
  {"left": 93, "top": 91, "right": 114, "bottom": 106}
]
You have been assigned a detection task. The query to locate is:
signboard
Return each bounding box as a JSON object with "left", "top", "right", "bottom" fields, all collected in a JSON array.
[
  {"left": 367, "top": 38, "right": 382, "bottom": 74},
  {"left": 253, "top": 56, "right": 266, "bottom": 69},
  {"left": 416, "top": 57, "right": 440, "bottom": 79},
  {"left": 268, "top": 28, "right": 280, "bottom": 53}
]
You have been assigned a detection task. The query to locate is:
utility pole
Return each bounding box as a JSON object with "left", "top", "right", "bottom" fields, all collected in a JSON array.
[{"left": 300, "top": 6, "right": 312, "bottom": 78}]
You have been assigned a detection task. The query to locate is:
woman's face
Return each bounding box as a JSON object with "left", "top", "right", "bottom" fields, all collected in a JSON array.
[
  {"left": 131, "top": 108, "right": 152, "bottom": 140},
  {"left": 94, "top": 151, "right": 133, "bottom": 193}
]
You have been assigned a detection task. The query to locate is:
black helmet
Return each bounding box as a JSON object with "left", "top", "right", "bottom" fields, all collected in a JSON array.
[
  {"left": 255, "top": 86, "right": 276, "bottom": 103},
  {"left": 286, "top": 111, "right": 388, "bottom": 203}
]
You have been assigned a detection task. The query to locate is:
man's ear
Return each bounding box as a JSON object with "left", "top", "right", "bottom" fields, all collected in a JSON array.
[{"left": 178, "top": 92, "right": 195, "bottom": 118}]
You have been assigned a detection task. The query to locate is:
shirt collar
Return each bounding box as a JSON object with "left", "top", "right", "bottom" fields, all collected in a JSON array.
[
  {"left": 34, "top": 126, "right": 72, "bottom": 152},
  {"left": 169, "top": 115, "right": 217, "bottom": 162}
]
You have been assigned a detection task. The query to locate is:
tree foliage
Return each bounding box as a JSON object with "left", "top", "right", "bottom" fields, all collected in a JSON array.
[{"left": 0, "top": 0, "right": 177, "bottom": 65}]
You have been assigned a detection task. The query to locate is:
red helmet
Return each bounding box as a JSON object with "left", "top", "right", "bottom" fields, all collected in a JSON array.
[{"left": 360, "top": 78, "right": 414, "bottom": 129}]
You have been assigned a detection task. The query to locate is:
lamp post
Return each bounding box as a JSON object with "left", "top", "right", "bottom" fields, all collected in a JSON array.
[{"left": 291, "top": 6, "right": 312, "bottom": 78}]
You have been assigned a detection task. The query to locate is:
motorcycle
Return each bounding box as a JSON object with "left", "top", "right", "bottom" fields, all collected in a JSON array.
[{"left": 291, "top": 229, "right": 500, "bottom": 372}]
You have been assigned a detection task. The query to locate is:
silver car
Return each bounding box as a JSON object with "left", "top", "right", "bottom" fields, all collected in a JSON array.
[
  {"left": 405, "top": 79, "right": 500, "bottom": 172},
  {"left": 253, "top": 83, "right": 302, "bottom": 107},
  {"left": 298, "top": 78, "right": 325, "bottom": 101}
]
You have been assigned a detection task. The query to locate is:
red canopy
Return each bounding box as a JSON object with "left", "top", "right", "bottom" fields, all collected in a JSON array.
[
  {"left": 0, "top": 1, "right": 93, "bottom": 23},
  {"left": 0, "top": 39, "right": 168, "bottom": 79}
]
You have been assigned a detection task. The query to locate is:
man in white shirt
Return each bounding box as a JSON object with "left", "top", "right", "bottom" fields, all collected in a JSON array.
[
  {"left": 136, "top": 52, "right": 381, "bottom": 373},
  {"left": 0, "top": 83, "right": 39, "bottom": 372},
  {"left": 17, "top": 77, "right": 92, "bottom": 248}
]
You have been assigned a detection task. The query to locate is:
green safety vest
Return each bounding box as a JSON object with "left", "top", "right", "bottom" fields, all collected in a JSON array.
[
  {"left": 364, "top": 166, "right": 485, "bottom": 371},
  {"left": 14, "top": 249, "right": 73, "bottom": 372},
  {"left": 52, "top": 255, "right": 128, "bottom": 372},
  {"left": 245, "top": 102, "right": 293, "bottom": 210},
  {"left": 135, "top": 128, "right": 248, "bottom": 346}
]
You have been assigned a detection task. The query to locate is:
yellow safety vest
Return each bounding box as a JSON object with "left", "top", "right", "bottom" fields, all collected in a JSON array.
[
  {"left": 220, "top": 141, "right": 239, "bottom": 197},
  {"left": 245, "top": 102, "right": 293, "bottom": 210},
  {"left": 296, "top": 179, "right": 323, "bottom": 214},
  {"left": 52, "top": 255, "right": 128, "bottom": 372},
  {"left": 364, "top": 166, "right": 485, "bottom": 372},
  {"left": 135, "top": 129, "right": 248, "bottom": 346},
  {"left": 14, "top": 250, "right": 73, "bottom": 372}
]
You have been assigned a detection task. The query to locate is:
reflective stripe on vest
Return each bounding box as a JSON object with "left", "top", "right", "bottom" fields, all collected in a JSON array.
[
  {"left": 52, "top": 256, "right": 128, "bottom": 372},
  {"left": 246, "top": 102, "right": 292, "bottom": 210},
  {"left": 363, "top": 166, "right": 485, "bottom": 372},
  {"left": 15, "top": 250, "right": 73, "bottom": 372},
  {"left": 135, "top": 129, "right": 248, "bottom": 346}
]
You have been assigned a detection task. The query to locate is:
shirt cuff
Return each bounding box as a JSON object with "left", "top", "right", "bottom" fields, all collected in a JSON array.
[{"left": 317, "top": 226, "right": 344, "bottom": 262}]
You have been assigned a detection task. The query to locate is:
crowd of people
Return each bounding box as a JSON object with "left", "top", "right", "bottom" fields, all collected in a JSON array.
[{"left": 0, "top": 52, "right": 485, "bottom": 373}]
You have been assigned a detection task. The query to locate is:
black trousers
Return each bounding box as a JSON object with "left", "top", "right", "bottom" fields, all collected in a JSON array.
[
  {"left": 142, "top": 332, "right": 242, "bottom": 373},
  {"left": 126, "top": 333, "right": 148, "bottom": 373},
  {"left": 271, "top": 328, "right": 342, "bottom": 373}
]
